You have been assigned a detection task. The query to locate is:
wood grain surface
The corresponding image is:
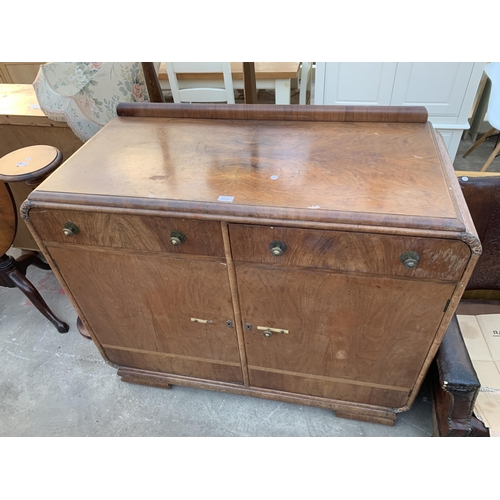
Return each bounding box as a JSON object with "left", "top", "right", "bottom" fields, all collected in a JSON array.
[
  {"left": 116, "top": 103, "right": 428, "bottom": 122},
  {"left": 31, "top": 209, "right": 225, "bottom": 258},
  {"left": 32, "top": 116, "right": 460, "bottom": 228},
  {"left": 8, "top": 182, "right": 37, "bottom": 250},
  {"left": 0, "top": 145, "right": 61, "bottom": 183},
  {"left": 107, "top": 348, "right": 243, "bottom": 384},
  {"left": 229, "top": 224, "right": 471, "bottom": 282},
  {"left": 117, "top": 365, "right": 399, "bottom": 425},
  {"left": 247, "top": 369, "right": 408, "bottom": 408},
  {"left": 236, "top": 263, "right": 455, "bottom": 393},
  {"left": 0, "top": 123, "right": 82, "bottom": 161},
  {"left": 0, "top": 84, "right": 51, "bottom": 126},
  {"left": 46, "top": 246, "right": 243, "bottom": 373},
  {"left": 0, "top": 182, "right": 16, "bottom": 253},
  {"left": 22, "top": 103, "right": 481, "bottom": 424}
]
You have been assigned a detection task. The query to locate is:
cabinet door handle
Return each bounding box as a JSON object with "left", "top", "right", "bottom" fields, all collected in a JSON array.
[
  {"left": 257, "top": 326, "right": 289, "bottom": 334},
  {"left": 190, "top": 318, "right": 213, "bottom": 324}
]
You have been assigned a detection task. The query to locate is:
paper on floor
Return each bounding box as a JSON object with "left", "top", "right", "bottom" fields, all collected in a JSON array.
[{"left": 457, "top": 314, "right": 500, "bottom": 436}]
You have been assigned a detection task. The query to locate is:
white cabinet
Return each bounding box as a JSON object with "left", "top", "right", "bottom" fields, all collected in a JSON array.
[
  {"left": 321, "top": 63, "right": 397, "bottom": 105},
  {"left": 315, "top": 62, "right": 485, "bottom": 162}
]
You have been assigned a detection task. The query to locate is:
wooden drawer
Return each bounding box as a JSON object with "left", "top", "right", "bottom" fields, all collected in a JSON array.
[
  {"left": 30, "top": 209, "right": 225, "bottom": 258},
  {"left": 229, "top": 224, "right": 471, "bottom": 281}
]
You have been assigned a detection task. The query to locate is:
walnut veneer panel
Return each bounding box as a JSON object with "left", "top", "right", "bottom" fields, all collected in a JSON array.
[
  {"left": 32, "top": 210, "right": 224, "bottom": 258},
  {"left": 106, "top": 348, "right": 243, "bottom": 384},
  {"left": 248, "top": 370, "right": 408, "bottom": 408},
  {"left": 237, "top": 264, "right": 456, "bottom": 392},
  {"left": 229, "top": 224, "right": 471, "bottom": 281},
  {"left": 47, "top": 246, "right": 241, "bottom": 364},
  {"left": 34, "top": 117, "right": 459, "bottom": 225}
]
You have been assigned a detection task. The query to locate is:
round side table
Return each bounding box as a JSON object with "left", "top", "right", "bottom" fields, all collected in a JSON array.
[
  {"left": 0, "top": 145, "right": 63, "bottom": 184},
  {"left": 0, "top": 145, "right": 69, "bottom": 333}
]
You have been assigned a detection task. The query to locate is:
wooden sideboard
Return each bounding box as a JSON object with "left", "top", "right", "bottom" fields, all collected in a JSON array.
[{"left": 23, "top": 104, "right": 480, "bottom": 426}]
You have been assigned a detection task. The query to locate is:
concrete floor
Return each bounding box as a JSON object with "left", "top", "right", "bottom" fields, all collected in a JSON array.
[{"left": 1, "top": 127, "right": 498, "bottom": 437}]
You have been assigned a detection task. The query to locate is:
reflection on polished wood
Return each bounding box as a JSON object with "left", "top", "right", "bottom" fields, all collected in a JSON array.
[{"left": 34, "top": 110, "right": 458, "bottom": 229}]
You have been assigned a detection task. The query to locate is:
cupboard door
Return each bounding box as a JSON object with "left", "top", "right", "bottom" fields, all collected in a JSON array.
[
  {"left": 48, "top": 245, "right": 243, "bottom": 383},
  {"left": 391, "top": 63, "right": 475, "bottom": 119},
  {"left": 320, "top": 62, "right": 397, "bottom": 105},
  {"left": 236, "top": 263, "right": 455, "bottom": 406}
]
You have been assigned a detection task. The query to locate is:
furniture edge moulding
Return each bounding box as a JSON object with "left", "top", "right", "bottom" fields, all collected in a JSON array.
[
  {"left": 116, "top": 102, "right": 429, "bottom": 123},
  {"left": 392, "top": 129, "right": 482, "bottom": 412},
  {"left": 116, "top": 367, "right": 398, "bottom": 425},
  {"left": 23, "top": 196, "right": 470, "bottom": 236}
]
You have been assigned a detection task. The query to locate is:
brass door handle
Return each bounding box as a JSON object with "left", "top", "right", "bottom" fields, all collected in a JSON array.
[
  {"left": 269, "top": 240, "right": 286, "bottom": 256},
  {"left": 258, "top": 326, "right": 289, "bottom": 338},
  {"left": 400, "top": 251, "right": 420, "bottom": 269},
  {"left": 63, "top": 222, "right": 80, "bottom": 237},
  {"left": 170, "top": 230, "right": 186, "bottom": 246}
]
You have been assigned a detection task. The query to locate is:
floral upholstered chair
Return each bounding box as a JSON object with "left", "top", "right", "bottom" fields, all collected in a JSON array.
[{"left": 34, "top": 62, "right": 161, "bottom": 142}]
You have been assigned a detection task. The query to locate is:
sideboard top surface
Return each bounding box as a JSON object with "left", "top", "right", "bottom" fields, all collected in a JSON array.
[{"left": 31, "top": 115, "right": 463, "bottom": 231}]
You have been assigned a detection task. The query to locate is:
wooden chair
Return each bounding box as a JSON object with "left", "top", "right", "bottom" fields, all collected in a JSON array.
[
  {"left": 432, "top": 171, "right": 500, "bottom": 436},
  {"left": 165, "top": 62, "right": 236, "bottom": 104},
  {"left": 0, "top": 145, "right": 69, "bottom": 333},
  {"left": 462, "top": 63, "right": 500, "bottom": 172}
]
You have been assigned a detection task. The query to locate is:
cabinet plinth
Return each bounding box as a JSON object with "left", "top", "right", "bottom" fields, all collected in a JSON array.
[{"left": 23, "top": 104, "right": 481, "bottom": 426}]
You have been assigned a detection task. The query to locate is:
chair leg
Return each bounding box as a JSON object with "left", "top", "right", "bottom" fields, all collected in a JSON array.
[
  {"left": 463, "top": 127, "right": 497, "bottom": 158},
  {"left": 480, "top": 140, "right": 500, "bottom": 172},
  {"left": 5, "top": 262, "right": 69, "bottom": 333}
]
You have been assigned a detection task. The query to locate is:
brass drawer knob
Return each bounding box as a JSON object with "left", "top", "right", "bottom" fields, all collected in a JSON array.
[
  {"left": 170, "top": 230, "right": 186, "bottom": 246},
  {"left": 63, "top": 222, "right": 80, "bottom": 237},
  {"left": 401, "top": 251, "right": 420, "bottom": 269},
  {"left": 269, "top": 240, "right": 286, "bottom": 257}
]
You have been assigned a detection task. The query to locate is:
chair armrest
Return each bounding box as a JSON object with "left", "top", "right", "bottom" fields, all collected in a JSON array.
[
  {"left": 436, "top": 315, "right": 481, "bottom": 392},
  {"left": 432, "top": 314, "right": 486, "bottom": 436}
]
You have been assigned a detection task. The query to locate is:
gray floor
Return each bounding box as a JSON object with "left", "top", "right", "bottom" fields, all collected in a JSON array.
[{"left": 1, "top": 128, "right": 498, "bottom": 437}]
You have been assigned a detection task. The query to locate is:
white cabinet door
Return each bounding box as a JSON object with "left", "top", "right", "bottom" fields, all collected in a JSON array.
[
  {"left": 318, "top": 63, "right": 397, "bottom": 105},
  {"left": 391, "top": 63, "right": 475, "bottom": 121}
]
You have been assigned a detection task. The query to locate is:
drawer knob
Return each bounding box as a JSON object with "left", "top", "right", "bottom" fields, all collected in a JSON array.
[
  {"left": 270, "top": 240, "right": 286, "bottom": 257},
  {"left": 170, "top": 230, "right": 186, "bottom": 246},
  {"left": 401, "top": 251, "right": 420, "bottom": 269},
  {"left": 62, "top": 222, "right": 80, "bottom": 237},
  {"left": 263, "top": 329, "right": 273, "bottom": 338}
]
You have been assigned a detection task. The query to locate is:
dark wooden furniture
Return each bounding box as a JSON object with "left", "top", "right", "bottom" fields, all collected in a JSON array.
[
  {"left": 22, "top": 104, "right": 480, "bottom": 426},
  {"left": 242, "top": 62, "right": 258, "bottom": 103},
  {"left": 141, "top": 63, "right": 165, "bottom": 103},
  {"left": 432, "top": 172, "right": 500, "bottom": 437},
  {"left": 0, "top": 145, "right": 69, "bottom": 333}
]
